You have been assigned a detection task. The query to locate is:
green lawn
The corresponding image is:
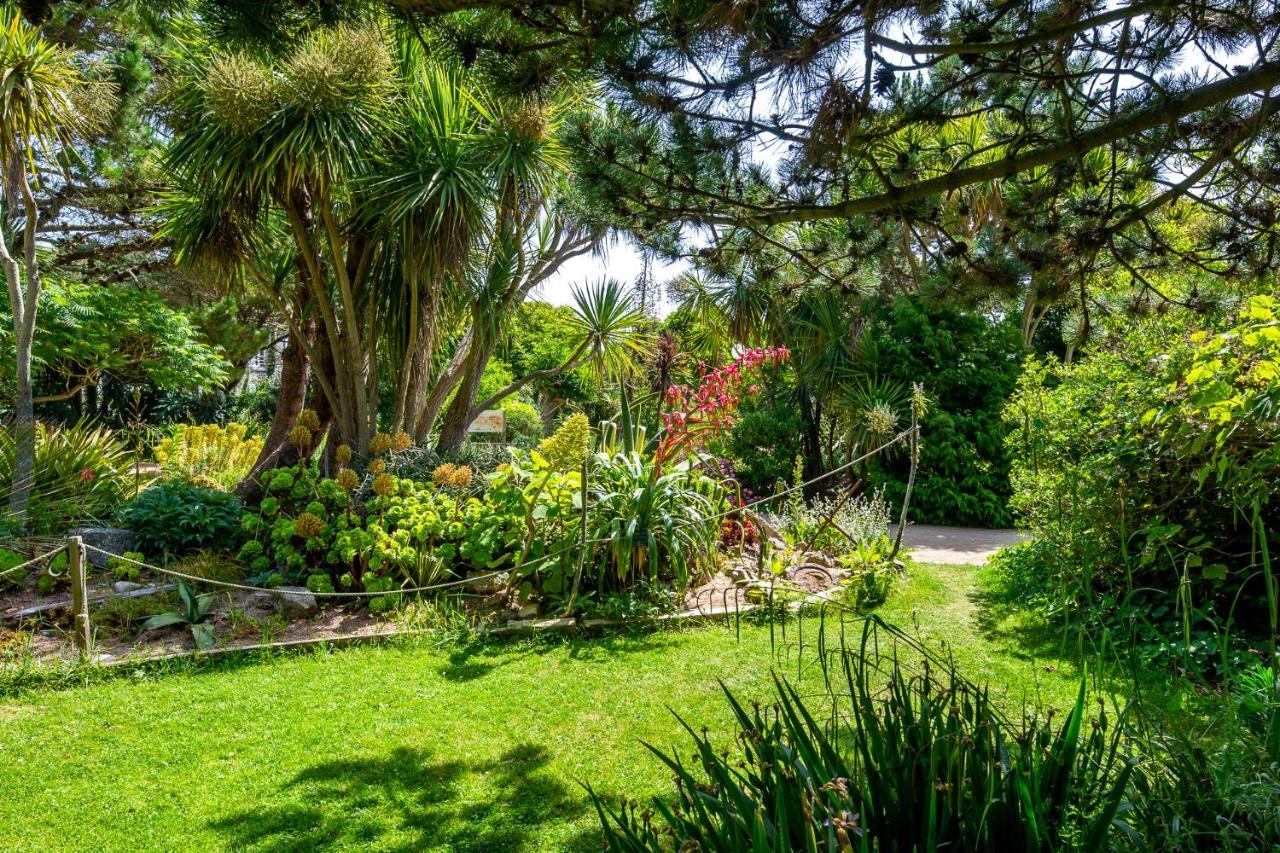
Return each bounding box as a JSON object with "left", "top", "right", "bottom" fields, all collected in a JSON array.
[{"left": 0, "top": 562, "right": 1187, "bottom": 852}]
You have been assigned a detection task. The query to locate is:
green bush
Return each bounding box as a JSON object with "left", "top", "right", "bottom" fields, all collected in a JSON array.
[
  {"left": 117, "top": 482, "right": 244, "bottom": 556},
  {"left": 501, "top": 400, "right": 542, "bottom": 442},
  {"left": 863, "top": 296, "right": 1023, "bottom": 527},
  {"left": 719, "top": 388, "right": 805, "bottom": 496},
  {"left": 0, "top": 420, "right": 140, "bottom": 534},
  {"left": 595, "top": 631, "right": 1131, "bottom": 850},
  {"left": 1003, "top": 298, "right": 1279, "bottom": 648}
]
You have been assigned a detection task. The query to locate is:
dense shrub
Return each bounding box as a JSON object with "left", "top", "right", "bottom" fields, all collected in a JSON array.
[
  {"left": 1003, "top": 297, "right": 1279, "bottom": 649},
  {"left": 865, "top": 297, "right": 1024, "bottom": 527},
  {"left": 0, "top": 420, "right": 139, "bottom": 534},
  {"left": 153, "top": 422, "right": 263, "bottom": 491},
  {"left": 717, "top": 387, "right": 805, "bottom": 495},
  {"left": 118, "top": 482, "right": 244, "bottom": 556},
  {"left": 501, "top": 400, "right": 542, "bottom": 442}
]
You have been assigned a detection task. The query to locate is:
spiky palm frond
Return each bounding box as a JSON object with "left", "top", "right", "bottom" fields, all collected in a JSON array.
[
  {"left": 0, "top": 12, "right": 112, "bottom": 166},
  {"left": 569, "top": 277, "right": 649, "bottom": 378}
]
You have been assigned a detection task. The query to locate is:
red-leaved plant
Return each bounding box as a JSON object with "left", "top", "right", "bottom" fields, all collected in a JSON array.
[{"left": 656, "top": 346, "right": 789, "bottom": 470}]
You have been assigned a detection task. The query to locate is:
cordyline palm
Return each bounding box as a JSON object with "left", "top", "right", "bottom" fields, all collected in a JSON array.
[
  {"left": 163, "top": 23, "right": 399, "bottom": 453},
  {"left": 0, "top": 13, "right": 110, "bottom": 523},
  {"left": 401, "top": 76, "right": 605, "bottom": 452},
  {"left": 163, "top": 21, "right": 604, "bottom": 459}
]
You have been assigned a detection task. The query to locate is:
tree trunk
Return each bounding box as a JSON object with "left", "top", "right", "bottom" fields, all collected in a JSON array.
[
  {"left": 234, "top": 344, "right": 333, "bottom": 504},
  {"left": 2, "top": 167, "right": 40, "bottom": 526},
  {"left": 539, "top": 393, "right": 563, "bottom": 434},
  {"left": 435, "top": 344, "right": 489, "bottom": 454},
  {"left": 414, "top": 327, "right": 473, "bottom": 444},
  {"left": 7, "top": 317, "right": 35, "bottom": 522},
  {"left": 796, "top": 385, "right": 824, "bottom": 495},
  {"left": 241, "top": 328, "right": 309, "bottom": 483}
]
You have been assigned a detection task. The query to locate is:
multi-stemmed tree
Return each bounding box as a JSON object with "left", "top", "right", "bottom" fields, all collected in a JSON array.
[
  {"left": 0, "top": 13, "right": 111, "bottom": 522},
  {"left": 161, "top": 19, "right": 646, "bottom": 474}
]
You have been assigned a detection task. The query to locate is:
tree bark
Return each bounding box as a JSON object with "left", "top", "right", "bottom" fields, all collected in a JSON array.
[
  {"left": 796, "top": 385, "right": 824, "bottom": 494},
  {"left": 234, "top": 342, "right": 334, "bottom": 504},
  {"left": 245, "top": 328, "right": 309, "bottom": 471},
  {"left": 435, "top": 341, "right": 489, "bottom": 454},
  {"left": 3, "top": 166, "right": 43, "bottom": 525}
]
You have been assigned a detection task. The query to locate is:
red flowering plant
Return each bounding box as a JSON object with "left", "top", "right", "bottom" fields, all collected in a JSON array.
[
  {"left": 707, "top": 458, "right": 759, "bottom": 547},
  {"left": 655, "top": 346, "right": 790, "bottom": 473}
]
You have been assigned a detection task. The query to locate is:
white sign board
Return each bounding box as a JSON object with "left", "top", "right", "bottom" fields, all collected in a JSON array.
[{"left": 467, "top": 409, "right": 506, "bottom": 436}]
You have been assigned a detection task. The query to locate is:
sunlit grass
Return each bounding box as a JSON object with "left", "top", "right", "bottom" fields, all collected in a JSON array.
[{"left": 0, "top": 562, "right": 1195, "bottom": 852}]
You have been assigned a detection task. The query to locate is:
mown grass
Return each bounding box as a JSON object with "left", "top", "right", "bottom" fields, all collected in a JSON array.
[{"left": 0, "top": 562, "right": 1197, "bottom": 852}]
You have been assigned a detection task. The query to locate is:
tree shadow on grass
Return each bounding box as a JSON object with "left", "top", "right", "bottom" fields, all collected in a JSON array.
[
  {"left": 209, "top": 742, "right": 601, "bottom": 852},
  {"left": 437, "top": 626, "right": 689, "bottom": 683},
  {"left": 967, "top": 583, "right": 1082, "bottom": 666}
]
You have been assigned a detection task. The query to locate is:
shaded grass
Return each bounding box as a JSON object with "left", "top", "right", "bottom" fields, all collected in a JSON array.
[{"left": 0, "top": 563, "right": 1199, "bottom": 852}]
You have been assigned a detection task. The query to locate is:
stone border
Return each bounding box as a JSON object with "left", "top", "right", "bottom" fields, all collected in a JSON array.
[{"left": 92, "top": 591, "right": 835, "bottom": 669}]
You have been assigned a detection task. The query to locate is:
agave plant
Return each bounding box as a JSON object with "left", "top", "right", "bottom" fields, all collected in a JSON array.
[
  {"left": 586, "top": 382, "right": 723, "bottom": 591},
  {"left": 588, "top": 448, "right": 722, "bottom": 592},
  {"left": 142, "top": 579, "right": 217, "bottom": 651}
]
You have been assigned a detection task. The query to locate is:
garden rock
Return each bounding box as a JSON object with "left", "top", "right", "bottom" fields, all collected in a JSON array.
[
  {"left": 748, "top": 511, "right": 783, "bottom": 542},
  {"left": 464, "top": 570, "right": 508, "bottom": 594},
  {"left": 69, "top": 527, "right": 133, "bottom": 568},
  {"left": 276, "top": 587, "right": 318, "bottom": 619},
  {"left": 803, "top": 550, "right": 835, "bottom": 568},
  {"left": 112, "top": 581, "right": 146, "bottom": 594},
  {"left": 517, "top": 603, "right": 540, "bottom": 619},
  {"left": 247, "top": 592, "right": 277, "bottom": 616}
]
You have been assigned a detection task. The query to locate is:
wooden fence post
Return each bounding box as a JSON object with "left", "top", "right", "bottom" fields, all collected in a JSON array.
[{"left": 68, "top": 536, "right": 91, "bottom": 657}]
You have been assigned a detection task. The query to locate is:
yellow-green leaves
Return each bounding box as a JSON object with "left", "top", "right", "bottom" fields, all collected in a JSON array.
[
  {"left": 1183, "top": 295, "right": 1280, "bottom": 424},
  {"left": 0, "top": 11, "right": 111, "bottom": 167}
]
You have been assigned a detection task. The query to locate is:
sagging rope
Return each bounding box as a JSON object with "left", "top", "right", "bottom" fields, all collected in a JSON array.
[
  {"left": 82, "top": 545, "right": 514, "bottom": 596},
  {"left": 691, "top": 425, "right": 918, "bottom": 529},
  {"left": 82, "top": 531, "right": 615, "bottom": 600},
  {"left": 0, "top": 544, "right": 69, "bottom": 580}
]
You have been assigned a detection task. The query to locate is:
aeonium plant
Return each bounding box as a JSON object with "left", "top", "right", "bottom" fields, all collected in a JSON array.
[{"left": 656, "top": 346, "right": 790, "bottom": 470}]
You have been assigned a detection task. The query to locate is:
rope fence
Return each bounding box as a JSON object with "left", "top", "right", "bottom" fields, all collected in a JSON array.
[
  {"left": 4, "top": 422, "right": 921, "bottom": 663},
  {"left": 0, "top": 545, "right": 69, "bottom": 580}
]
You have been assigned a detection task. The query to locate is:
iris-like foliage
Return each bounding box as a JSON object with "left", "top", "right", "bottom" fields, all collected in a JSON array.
[{"left": 594, "top": 622, "right": 1133, "bottom": 851}]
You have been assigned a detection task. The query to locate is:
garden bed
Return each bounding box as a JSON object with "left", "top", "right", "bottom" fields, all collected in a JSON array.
[{"left": 0, "top": 541, "right": 856, "bottom": 666}]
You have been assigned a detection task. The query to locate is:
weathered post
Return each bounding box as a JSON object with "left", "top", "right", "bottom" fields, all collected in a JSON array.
[{"left": 68, "top": 536, "right": 91, "bottom": 657}]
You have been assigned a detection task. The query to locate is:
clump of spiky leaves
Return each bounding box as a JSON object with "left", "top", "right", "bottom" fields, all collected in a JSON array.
[{"left": 593, "top": 623, "right": 1133, "bottom": 850}]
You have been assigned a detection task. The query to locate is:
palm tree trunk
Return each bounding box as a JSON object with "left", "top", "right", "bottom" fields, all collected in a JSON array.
[
  {"left": 435, "top": 345, "right": 489, "bottom": 453},
  {"left": 797, "top": 385, "right": 824, "bottom": 492},
  {"left": 245, "top": 326, "right": 309, "bottom": 476},
  {"left": 414, "top": 327, "right": 473, "bottom": 443}
]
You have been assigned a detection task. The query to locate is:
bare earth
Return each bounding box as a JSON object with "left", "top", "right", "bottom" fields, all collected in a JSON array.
[{"left": 891, "top": 524, "right": 1026, "bottom": 565}]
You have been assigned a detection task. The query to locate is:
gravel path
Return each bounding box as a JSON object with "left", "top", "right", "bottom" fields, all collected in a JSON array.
[{"left": 890, "top": 524, "right": 1026, "bottom": 565}]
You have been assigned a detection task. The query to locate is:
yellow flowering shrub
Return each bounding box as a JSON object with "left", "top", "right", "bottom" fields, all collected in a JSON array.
[
  {"left": 537, "top": 413, "right": 590, "bottom": 471},
  {"left": 154, "top": 423, "right": 263, "bottom": 491}
]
